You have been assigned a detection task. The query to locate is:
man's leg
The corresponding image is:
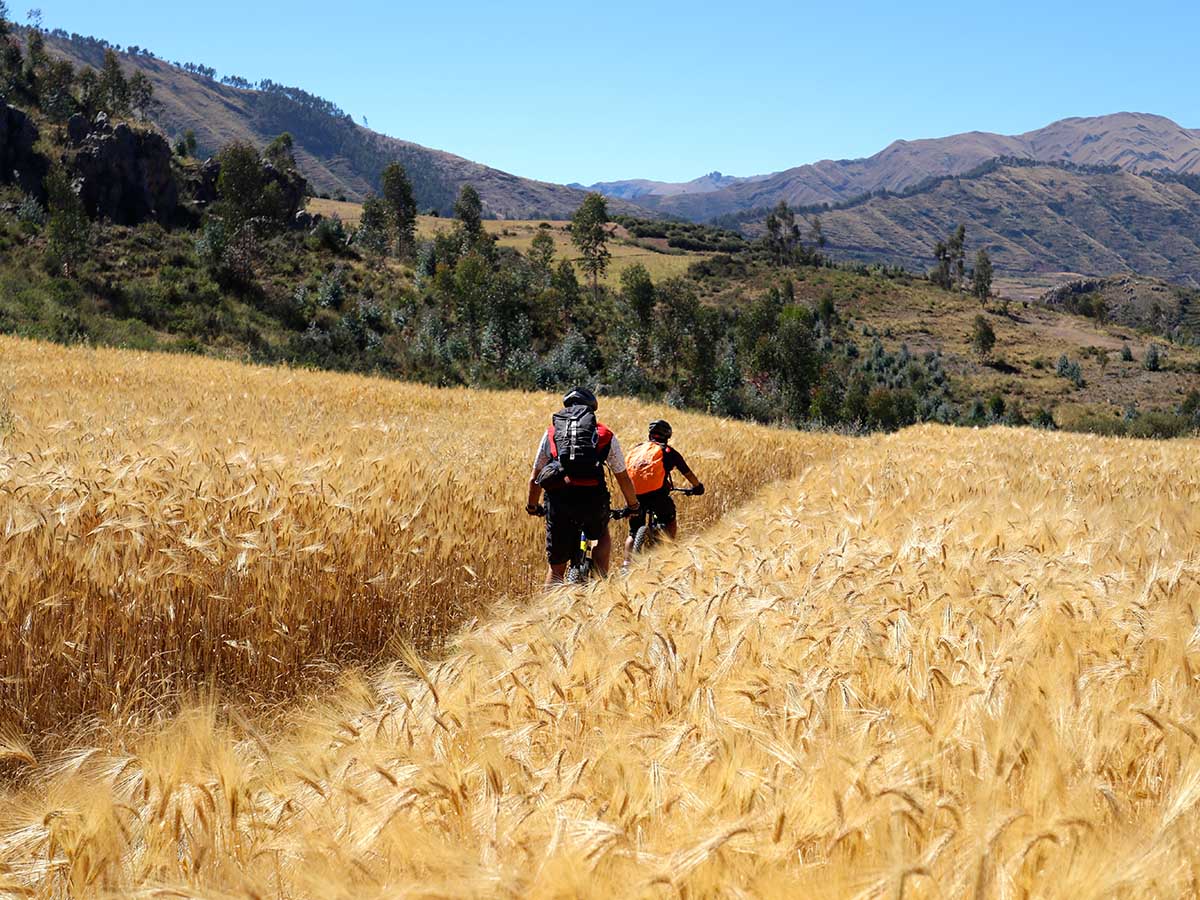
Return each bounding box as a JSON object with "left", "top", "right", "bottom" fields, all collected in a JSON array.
[
  {"left": 546, "top": 562, "right": 568, "bottom": 586},
  {"left": 593, "top": 527, "right": 612, "bottom": 576},
  {"left": 665, "top": 521, "right": 679, "bottom": 540}
]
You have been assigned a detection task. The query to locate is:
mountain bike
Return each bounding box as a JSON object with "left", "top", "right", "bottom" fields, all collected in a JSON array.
[
  {"left": 630, "top": 487, "right": 699, "bottom": 556},
  {"left": 532, "top": 504, "right": 634, "bottom": 584}
]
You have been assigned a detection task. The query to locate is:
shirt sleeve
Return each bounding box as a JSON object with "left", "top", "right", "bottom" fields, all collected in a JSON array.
[
  {"left": 531, "top": 432, "right": 551, "bottom": 479},
  {"left": 605, "top": 433, "right": 627, "bottom": 474}
]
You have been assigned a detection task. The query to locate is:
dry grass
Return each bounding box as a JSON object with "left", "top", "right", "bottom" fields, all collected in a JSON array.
[
  {"left": 0, "top": 336, "right": 816, "bottom": 738},
  {"left": 5, "top": 337, "right": 1200, "bottom": 897},
  {"left": 304, "top": 199, "right": 706, "bottom": 286}
]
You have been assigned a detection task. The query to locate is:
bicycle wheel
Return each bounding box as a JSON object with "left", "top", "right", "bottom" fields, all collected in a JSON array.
[
  {"left": 566, "top": 558, "right": 590, "bottom": 584},
  {"left": 631, "top": 524, "right": 652, "bottom": 555}
]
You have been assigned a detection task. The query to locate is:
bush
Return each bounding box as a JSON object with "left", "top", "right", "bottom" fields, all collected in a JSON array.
[
  {"left": 1121, "top": 344, "right": 1134, "bottom": 362},
  {"left": 1144, "top": 343, "right": 1162, "bottom": 371}
]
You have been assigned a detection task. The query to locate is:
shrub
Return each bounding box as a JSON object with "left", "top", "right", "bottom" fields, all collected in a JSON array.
[{"left": 1144, "top": 343, "right": 1162, "bottom": 371}]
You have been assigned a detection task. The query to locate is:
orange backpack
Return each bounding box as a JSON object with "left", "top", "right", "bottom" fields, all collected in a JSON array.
[{"left": 626, "top": 441, "right": 667, "bottom": 494}]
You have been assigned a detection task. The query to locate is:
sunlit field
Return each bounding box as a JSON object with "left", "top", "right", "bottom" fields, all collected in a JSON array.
[
  {"left": 0, "top": 336, "right": 817, "bottom": 737},
  {"left": 305, "top": 199, "right": 707, "bottom": 286},
  {"left": 3, "top": 336, "right": 1200, "bottom": 897}
]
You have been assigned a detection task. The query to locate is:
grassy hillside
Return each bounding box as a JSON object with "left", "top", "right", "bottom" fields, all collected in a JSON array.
[
  {"left": 750, "top": 161, "right": 1200, "bottom": 286},
  {"left": 37, "top": 31, "right": 648, "bottom": 218},
  {"left": 696, "top": 263, "right": 1200, "bottom": 430},
  {"left": 2, "top": 360, "right": 1200, "bottom": 895}
]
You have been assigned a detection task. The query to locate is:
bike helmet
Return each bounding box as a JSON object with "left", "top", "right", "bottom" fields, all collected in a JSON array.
[
  {"left": 649, "top": 419, "right": 673, "bottom": 441},
  {"left": 563, "top": 386, "right": 598, "bottom": 411}
]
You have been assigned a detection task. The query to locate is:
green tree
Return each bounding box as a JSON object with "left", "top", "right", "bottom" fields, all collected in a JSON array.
[
  {"left": 620, "top": 262, "right": 655, "bottom": 359},
  {"left": 454, "top": 184, "right": 483, "bottom": 244},
  {"left": 39, "top": 57, "right": 76, "bottom": 122},
  {"left": 174, "top": 129, "right": 198, "bottom": 158},
  {"left": 972, "top": 249, "right": 993, "bottom": 303},
  {"left": 214, "top": 141, "right": 292, "bottom": 230},
  {"left": 45, "top": 165, "right": 89, "bottom": 274},
  {"left": 127, "top": 70, "right": 155, "bottom": 119},
  {"left": 354, "top": 195, "right": 390, "bottom": 258},
  {"left": 381, "top": 162, "right": 417, "bottom": 257},
  {"left": 950, "top": 224, "right": 966, "bottom": 285},
  {"left": 454, "top": 251, "right": 491, "bottom": 356},
  {"left": 931, "top": 224, "right": 966, "bottom": 289},
  {"left": 75, "top": 67, "right": 100, "bottom": 118},
  {"left": 764, "top": 201, "right": 800, "bottom": 265},
  {"left": 528, "top": 225, "right": 556, "bottom": 288},
  {"left": 570, "top": 192, "right": 611, "bottom": 301},
  {"left": 971, "top": 314, "right": 996, "bottom": 359},
  {"left": 809, "top": 214, "right": 826, "bottom": 249},
  {"left": 97, "top": 49, "right": 129, "bottom": 117},
  {"left": 264, "top": 132, "right": 296, "bottom": 170}
]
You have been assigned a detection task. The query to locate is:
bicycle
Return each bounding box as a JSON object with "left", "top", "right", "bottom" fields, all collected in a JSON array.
[
  {"left": 629, "top": 486, "right": 699, "bottom": 556},
  {"left": 531, "top": 504, "right": 634, "bottom": 584}
]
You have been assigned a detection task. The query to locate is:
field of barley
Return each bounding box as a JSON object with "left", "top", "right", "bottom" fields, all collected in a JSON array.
[{"left": 4, "top": 336, "right": 1200, "bottom": 898}]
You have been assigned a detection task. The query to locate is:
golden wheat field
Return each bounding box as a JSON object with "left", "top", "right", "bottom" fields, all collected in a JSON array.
[
  {"left": 4, "top": 337, "right": 1200, "bottom": 898},
  {"left": 0, "top": 336, "right": 818, "bottom": 737}
]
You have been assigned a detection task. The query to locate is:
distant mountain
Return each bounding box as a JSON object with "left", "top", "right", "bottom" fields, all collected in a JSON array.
[
  {"left": 809, "top": 160, "right": 1200, "bottom": 286},
  {"left": 578, "top": 171, "right": 767, "bottom": 202},
  {"left": 40, "top": 32, "right": 650, "bottom": 219},
  {"left": 589, "top": 113, "right": 1200, "bottom": 221}
]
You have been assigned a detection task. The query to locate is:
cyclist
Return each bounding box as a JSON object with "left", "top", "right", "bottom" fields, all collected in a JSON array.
[
  {"left": 624, "top": 419, "right": 704, "bottom": 560},
  {"left": 526, "top": 387, "right": 640, "bottom": 586}
]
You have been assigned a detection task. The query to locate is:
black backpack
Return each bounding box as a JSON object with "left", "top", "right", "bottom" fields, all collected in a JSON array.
[{"left": 550, "top": 406, "right": 604, "bottom": 478}]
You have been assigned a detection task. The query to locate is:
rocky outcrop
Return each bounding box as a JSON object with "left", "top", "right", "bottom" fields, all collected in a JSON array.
[
  {"left": 68, "top": 113, "right": 178, "bottom": 225},
  {"left": 0, "top": 104, "right": 49, "bottom": 199}
]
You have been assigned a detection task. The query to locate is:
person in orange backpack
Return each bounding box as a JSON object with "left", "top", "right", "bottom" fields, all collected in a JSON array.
[{"left": 624, "top": 419, "right": 704, "bottom": 559}]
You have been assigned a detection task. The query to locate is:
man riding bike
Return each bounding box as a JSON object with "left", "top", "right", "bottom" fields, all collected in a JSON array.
[
  {"left": 624, "top": 419, "right": 704, "bottom": 560},
  {"left": 526, "top": 387, "right": 640, "bottom": 586}
]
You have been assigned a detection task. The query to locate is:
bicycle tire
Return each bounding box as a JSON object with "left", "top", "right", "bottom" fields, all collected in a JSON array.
[
  {"left": 566, "top": 559, "right": 590, "bottom": 584},
  {"left": 632, "top": 524, "right": 652, "bottom": 555}
]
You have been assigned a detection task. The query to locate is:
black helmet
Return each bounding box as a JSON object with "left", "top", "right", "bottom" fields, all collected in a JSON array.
[
  {"left": 649, "top": 419, "right": 672, "bottom": 441},
  {"left": 563, "top": 386, "right": 598, "bottom": 411}
]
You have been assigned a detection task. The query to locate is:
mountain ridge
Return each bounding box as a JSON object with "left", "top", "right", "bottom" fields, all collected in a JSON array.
[
  {"left": 37, "top": 31, "right": 651, "bottom": 219},
  {"left": 591, "top": 112, "right": 1200, "bottom": 221}
]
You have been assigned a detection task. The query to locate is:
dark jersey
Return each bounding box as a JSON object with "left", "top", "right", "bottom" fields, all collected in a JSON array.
[{"left": 659, "top": 444, "right": 690, "bottom": 479}]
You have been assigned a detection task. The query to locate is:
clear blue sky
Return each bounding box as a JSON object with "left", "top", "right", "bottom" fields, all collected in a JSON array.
[{"left": 31, "top": 0, "right": 1200, "bottom": 185}]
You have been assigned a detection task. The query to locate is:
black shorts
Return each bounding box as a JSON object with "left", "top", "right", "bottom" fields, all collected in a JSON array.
[
  {"left": 629, "top": 487, "right": 676, "bottom": 536},
  {"left": 545, "top": 485, "right": 610, "bottom": 565}
]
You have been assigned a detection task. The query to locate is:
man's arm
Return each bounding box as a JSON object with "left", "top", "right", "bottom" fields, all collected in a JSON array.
[
  {"left": 527, "top": 433, "right": 550, "bottom": 513},
  {"left": 614, "top": 470, "right": 640, "bottom": 510},
  {"left": 605, "top": 433, "right": 640, "bottom": 510},
  {"left": 671, "top": 448, "right": 704, "bottom": 493}
]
